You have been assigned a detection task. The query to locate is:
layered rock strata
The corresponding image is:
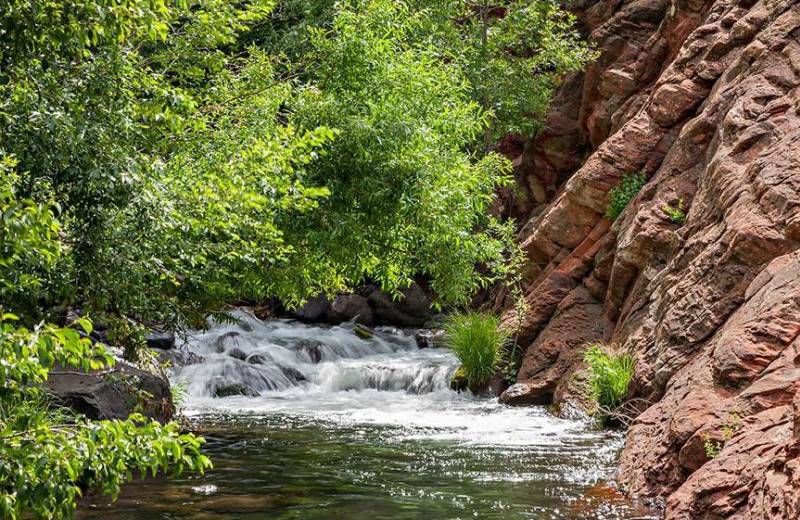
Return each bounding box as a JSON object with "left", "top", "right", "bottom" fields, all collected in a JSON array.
[{"left": 500, "top": 0, "right": 800, "bottom": 516}]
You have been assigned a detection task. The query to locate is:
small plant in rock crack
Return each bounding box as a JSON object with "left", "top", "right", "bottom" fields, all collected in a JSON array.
[
  {"left": 662, "top": 198, "right": 686, "bottom": 225},
  {"left": 703, "top": 412, "right": 742, "bottom": 458},
  {"left": 606, "top": 172, "right": 648, "bottom": 221}
]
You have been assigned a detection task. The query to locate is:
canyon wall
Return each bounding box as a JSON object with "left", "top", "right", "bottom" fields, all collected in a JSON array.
[{"left": 500, "top": 0, "right": 800, "bottom": 516}]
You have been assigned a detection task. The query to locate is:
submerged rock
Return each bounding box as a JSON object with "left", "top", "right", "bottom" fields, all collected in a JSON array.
[
  {"left": 227, "top": 347, "right": 248, "bottom": 361},
  {"left": 296, "top": 339, "right": 324, "bottom": 363}
]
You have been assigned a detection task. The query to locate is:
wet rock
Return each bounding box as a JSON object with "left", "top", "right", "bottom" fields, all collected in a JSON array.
[
  {"left": 353, "top": 324, "right": 373, "bottom": 339},
  {"left": 227, "top": 347, "right": 248, "bottom": 361},
  {"left": 144, "top": 330, "right": 176, "bottom": 350},
  {"left": 326, "top": 294, "right": 374, "bottom": 325},
  {"left": 279, "top": 366, "right": 307, "bottom": 382},
  {"left": 414, "top": 329, "right": 443, "bottom": 349},
  {"left": 297, "top": 339, "right": 324, "bottom": 363},
  {"left": 45, "top": 362, "right": 174, "bottom": 422},
  {"left": 156, "top": 348, "right": 204, "bottom": 367},
  {"left": 473, "top": 375, "right": 508, "bottom": 398},
  {"left": 214, "top": 331, "right": 241, "bottom": 353},
  {"left": 207, "top": 377, "right": 259, "bottom": 398},
  {"left": 246, "top": 353, "right": 269, "bottom": 365}
]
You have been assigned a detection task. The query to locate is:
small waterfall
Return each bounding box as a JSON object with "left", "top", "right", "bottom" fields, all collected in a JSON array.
[{"left": 171, "top": 311, "right": 456, "bottom": 401}]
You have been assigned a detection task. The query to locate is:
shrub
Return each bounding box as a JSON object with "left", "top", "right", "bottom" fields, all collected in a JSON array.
[
  {"left": 583, "top": 343, "right": 634, "bottom": 411},
  {"left": 443, "top": 312, "right": 509, "bottom": 391},
  {"left": 703, "top": 412, "right": 741, "bottom": 458},
  {"left": 662, "top": 198, "right": 686, "bottom": 225},
  {"left": 606, "top": 173, "right": 647, "bottom": 220}
]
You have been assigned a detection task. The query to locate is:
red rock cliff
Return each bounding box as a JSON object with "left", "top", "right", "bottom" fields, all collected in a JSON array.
[{"left": 499, "top": 0, "right": 800, "bottom": 516}]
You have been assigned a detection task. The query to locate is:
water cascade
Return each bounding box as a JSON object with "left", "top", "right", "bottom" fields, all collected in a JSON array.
[{"left": 78, "top": 311, "right": 659, "bottom": 519}]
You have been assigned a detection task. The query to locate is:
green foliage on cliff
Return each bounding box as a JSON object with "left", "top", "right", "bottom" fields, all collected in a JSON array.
[
  {"left": 444, "top": 312, "right": 510, "bottom": 391},
  {"left": 583, "top": 344, "right": 634, "bottom": 412},
  {"left": 605, "top": 173, "right": 648, "bottom": 221},
  {"left": 416, "top": 0, "right": 594, "bottom": 147}
]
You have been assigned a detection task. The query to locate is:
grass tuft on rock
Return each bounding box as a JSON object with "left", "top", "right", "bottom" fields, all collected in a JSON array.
[
  {"left": 583, "top": 343, "right": 634, "bottom": 413},
  {"left": 443, "top": 311, "right": 509, "bottom": 392}
]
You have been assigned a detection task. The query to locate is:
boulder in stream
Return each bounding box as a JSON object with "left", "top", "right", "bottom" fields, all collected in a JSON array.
[
  {"left": 45, "top": 362, "right": 174, "bottom": 422},
  {"left": 207, "top": 377, "right": 260, "bottom": 398}
]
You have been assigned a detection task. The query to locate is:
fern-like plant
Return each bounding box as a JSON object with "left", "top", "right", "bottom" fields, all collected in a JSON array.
[
  {"left": 443, "top": 312, "right": 509, "bottom": 391},
  {"left": 606, "top": 173, "right": 647, "bottom": 220}
]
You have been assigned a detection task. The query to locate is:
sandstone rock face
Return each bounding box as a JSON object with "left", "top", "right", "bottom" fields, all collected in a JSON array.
[{"left": 501, "top": 0, "right": 800, "bottom": 516}]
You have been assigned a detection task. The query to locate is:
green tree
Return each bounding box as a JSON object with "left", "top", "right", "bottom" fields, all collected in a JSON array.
[
  {"left": 411, "top": 0, "right": 593, "bottom": 150},
  {"left": 0, "top": 156, "right": 211, "bottom": 519}
]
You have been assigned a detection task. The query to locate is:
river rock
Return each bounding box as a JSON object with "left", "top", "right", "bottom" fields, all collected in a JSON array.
[
  {"left": 279, "top": 365, "right": 307, "bottom": 382},
  {"left": 246, "top": 353, "right": 269, "bottom": 365},
  {"left": 325, "top": 294, "right": 374, "bottom": 325},
  {"left": 297, "top": 339, "right": 324, "bottom": 363},
  {"left": 207, "top": 377, "right": 260, "bottom": 398},
  {"left": 144, "top": 330, "right": 176, "bottom": 350},
  {"left": 156, "top": 348, "right": 205, "bottom": 367},
  {"left": 369, "top": 282, "right": 433, "bottom": 327},
  {"left": 289, "top": 295, "right": 329, "bottom": 321},
  {"left": 413, "top": 329, "right": 443, "bottom": 349},
  {"left": 227, "top": 347, "right": 248, "bottom": 361},
  {"left": 45, "top": 362, "right": 174, "bottom": 422}
]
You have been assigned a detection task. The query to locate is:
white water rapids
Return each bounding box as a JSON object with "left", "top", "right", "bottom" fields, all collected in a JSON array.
[{"left": 171, "top": 311, "right": 616, "bottom": 449}]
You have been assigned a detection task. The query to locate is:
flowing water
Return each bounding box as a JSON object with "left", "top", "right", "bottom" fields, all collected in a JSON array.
[{"left": 78, "top": 312, "right": 658, "bottom": 520}]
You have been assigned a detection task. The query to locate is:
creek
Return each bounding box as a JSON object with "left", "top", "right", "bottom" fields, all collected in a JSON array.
[{"left": 77, "top": 312, "right": 658, "bottom": 519}]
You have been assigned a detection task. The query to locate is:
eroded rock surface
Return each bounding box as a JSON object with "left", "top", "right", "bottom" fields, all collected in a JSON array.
[{"left": 501, "top": 0, "right": 800, "bottom": 516}]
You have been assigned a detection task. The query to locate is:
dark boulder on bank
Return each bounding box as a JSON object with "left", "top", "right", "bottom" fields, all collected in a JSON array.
[
  {"left": 368, "top": 282, "right": 432, "bottom": 327},
  {"left": 288, "top": 282, "right": 434, "bottom": 328},
  {"left": 45, "top": 362, "right": 174, "bottom": 423},
  {"left": 144, "top": 330, "right": 176, "bottom": 350},
  {"left": 326, "top": 294, "right": 374, "bottom": 325}
]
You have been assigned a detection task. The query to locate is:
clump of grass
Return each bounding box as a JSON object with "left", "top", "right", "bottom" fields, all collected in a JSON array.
[
  {"left": 443, "top": 311, "right": 509, "bottom": 391},
  {"left": 606, "top": 172, "right": 647, "bottom": 220},
  {"left": 583, "top": 343, "right": 634, "bottom": 412}
]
